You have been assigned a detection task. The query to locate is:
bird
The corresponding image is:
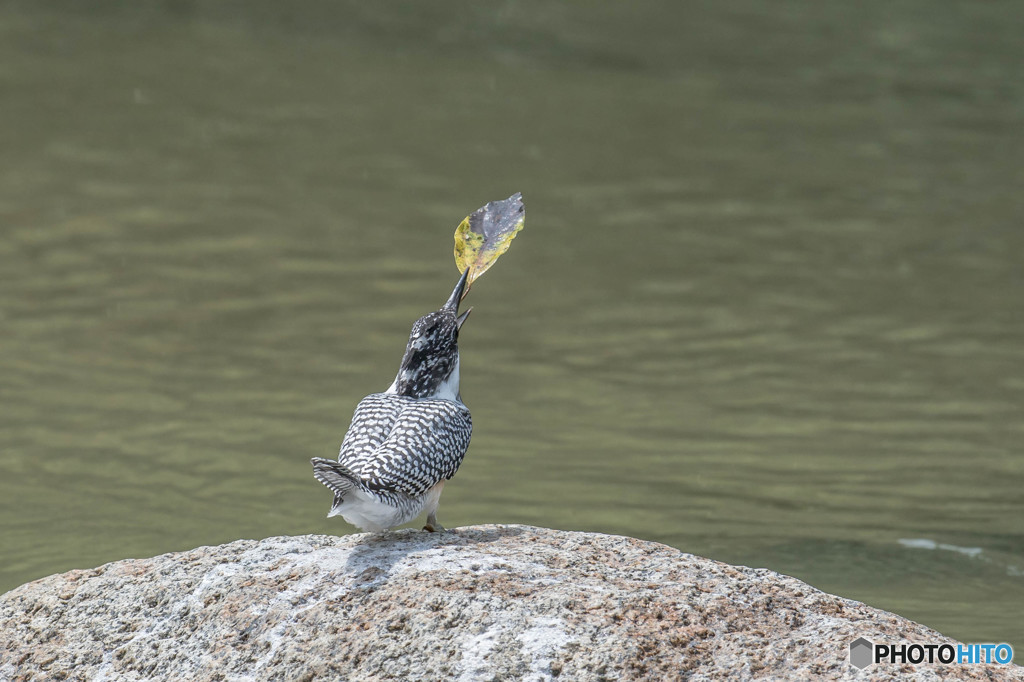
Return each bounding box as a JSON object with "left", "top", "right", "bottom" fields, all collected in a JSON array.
[{"left": 311, "top": 269, "right": 473, "bottom": 532}]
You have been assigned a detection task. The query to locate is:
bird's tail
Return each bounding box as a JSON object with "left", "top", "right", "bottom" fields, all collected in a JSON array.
[{"left": 311, "top": 458, "right": 364, "bottom": 512}]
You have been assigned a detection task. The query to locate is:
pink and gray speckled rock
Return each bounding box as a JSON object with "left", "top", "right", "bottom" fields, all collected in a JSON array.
[{"left": 0, "top": 525, "right": 1019, "bottom": 681}]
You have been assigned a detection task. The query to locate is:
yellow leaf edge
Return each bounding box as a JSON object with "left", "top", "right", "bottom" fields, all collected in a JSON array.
[{"left": 453, "top": 213, "right": 525, "bottom": 288}]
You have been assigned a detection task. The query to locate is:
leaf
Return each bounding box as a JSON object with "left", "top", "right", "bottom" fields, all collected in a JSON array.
[{"left": 453, "top": 192, "right": 525, "bottom": 295}]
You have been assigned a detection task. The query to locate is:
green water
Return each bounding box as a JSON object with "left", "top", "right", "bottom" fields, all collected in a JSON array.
[{"left": 1, "top": 1, "right": 1022, "bottom": 650}]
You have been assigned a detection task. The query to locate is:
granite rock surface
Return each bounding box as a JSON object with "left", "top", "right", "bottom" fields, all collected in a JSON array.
[{"left": 0, "top": 525, "right": 1019, "bottom": 681}]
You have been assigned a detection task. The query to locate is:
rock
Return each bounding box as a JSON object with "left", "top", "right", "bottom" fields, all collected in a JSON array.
[{"left": 0, "top": 525, "right": 1019, "bottom": 681}]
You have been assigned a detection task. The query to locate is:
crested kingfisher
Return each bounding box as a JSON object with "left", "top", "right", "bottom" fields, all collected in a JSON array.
[{"left": 311, "top": 270, "right": 473, "bottom": 532}]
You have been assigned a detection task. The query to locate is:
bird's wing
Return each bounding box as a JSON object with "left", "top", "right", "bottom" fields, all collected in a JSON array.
[
  {"left": 343, "top": 397, "right": 472, "bottom": 498},
  {"left": 337, "top": 393, "right": 409, "bottom": 466}
]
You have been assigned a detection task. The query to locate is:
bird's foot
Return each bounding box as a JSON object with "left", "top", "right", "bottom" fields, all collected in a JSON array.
[{"left": 423, "top": 511, "right": 445, "bottom": 532}]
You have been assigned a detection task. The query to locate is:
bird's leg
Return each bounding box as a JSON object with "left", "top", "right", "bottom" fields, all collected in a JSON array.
[
  {"left": 423, "top": 510, "right": 445, "bottom": 533},
  {"left": 422, "top": 481, "right": 447, "bottom": 532}
]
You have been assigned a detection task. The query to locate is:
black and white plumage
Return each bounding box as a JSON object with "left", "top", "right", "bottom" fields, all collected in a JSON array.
[{"left": 311, "top": 270, "right": 473, "bottom": 532}]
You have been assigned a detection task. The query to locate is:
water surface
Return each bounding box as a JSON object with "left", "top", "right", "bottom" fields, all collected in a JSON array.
[{"left": 1, "top": 1, "right": 1022, "bottom": 648}]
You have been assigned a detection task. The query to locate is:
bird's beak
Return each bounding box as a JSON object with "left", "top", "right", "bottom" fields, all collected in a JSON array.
[
  {"left": 456, "top": 307, "right": 472, "bottom": 329},
  {"left": 444, "top": 269, "right": 470, "bottom": 312}
]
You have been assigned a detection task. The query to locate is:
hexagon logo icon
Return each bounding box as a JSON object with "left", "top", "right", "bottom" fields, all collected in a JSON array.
[{"left": 850, "top": 637, "right": 874, "bottom": 669}]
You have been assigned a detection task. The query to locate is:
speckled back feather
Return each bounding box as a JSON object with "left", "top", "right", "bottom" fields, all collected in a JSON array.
[{"left": 337, "top": 392, "right": 472, "bottom": 498}]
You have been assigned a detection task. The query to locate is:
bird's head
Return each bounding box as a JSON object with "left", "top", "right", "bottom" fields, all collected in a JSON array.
[{"left": 390, "top": 270, "right": 472, "bottom": 400}]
